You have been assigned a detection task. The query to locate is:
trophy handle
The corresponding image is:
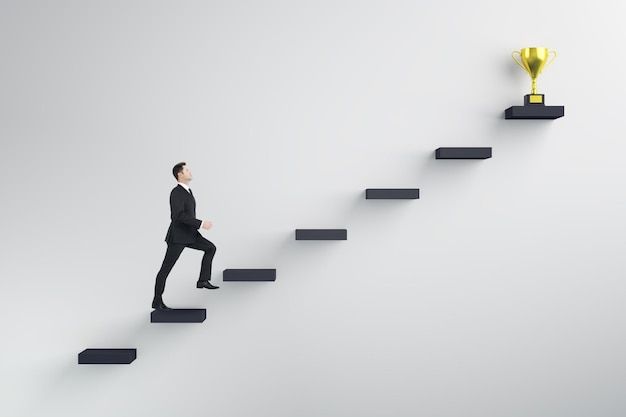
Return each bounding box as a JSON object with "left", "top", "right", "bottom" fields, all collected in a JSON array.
[
  {"left": 511, "top": 51, "right": 526, "bottom": 72},
  {"left": 545, "top": 49, "right": 557, "bottom": 69}
]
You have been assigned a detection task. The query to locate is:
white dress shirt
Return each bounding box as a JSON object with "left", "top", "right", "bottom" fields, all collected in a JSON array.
[
  {"left": 177, "top": 182, "right": 191, "bottom": 192},
  {"left": 177, "top": 182, "right": 203, "bottom": 228}
]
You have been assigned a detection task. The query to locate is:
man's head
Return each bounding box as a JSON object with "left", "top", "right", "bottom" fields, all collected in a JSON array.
[{"left": 172, "top": 162, "right": 193, "bottom": 183}]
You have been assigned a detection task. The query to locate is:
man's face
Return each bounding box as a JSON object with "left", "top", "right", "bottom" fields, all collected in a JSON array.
[{"left": 178, "top": 165, "right": 192, "bottom": 182}]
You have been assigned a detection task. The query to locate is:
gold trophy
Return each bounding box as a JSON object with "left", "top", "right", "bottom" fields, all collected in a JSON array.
[{"left": 505, "top": 46, "right": 564, "bottom": 119}]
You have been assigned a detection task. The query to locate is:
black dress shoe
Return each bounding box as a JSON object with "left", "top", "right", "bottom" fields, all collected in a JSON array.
[
  {"left": 197, "top": 281, "right": 219, "bottom": 289},
  {"left": 151, "top": 299, "right": 171, "bottom": 310}
]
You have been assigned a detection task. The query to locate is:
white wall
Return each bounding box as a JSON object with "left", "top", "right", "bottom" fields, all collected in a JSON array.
[{"left": 1, "top": 1, "right": 625, "bottom": 416}]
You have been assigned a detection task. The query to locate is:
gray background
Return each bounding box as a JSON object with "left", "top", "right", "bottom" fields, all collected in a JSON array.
[{"left": 1, "top": 1, "right": 625, "bottom": 416}]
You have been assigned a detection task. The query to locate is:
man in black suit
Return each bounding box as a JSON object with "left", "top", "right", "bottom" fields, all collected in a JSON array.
[{"left": 152, "top": 162, "right": 218, "bottom": 310}]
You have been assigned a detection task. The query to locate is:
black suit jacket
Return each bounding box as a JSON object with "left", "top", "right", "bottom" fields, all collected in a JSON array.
[{"left": 164, "top": 184, "right": 202, "bottom": 244}]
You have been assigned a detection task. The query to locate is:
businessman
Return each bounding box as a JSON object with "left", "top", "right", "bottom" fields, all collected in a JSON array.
[{"left": 152, "top": 162, "right": 218, "bottom": 310}]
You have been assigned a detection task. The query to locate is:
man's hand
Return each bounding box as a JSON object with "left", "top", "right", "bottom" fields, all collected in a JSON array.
[{"left": 201, "top": 220, "right": 213, "bottom": 230}]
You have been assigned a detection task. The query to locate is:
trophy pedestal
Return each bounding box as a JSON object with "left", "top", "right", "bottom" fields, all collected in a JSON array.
[{"left": 505, "top": 95, "right": 564, "bottom": 119}]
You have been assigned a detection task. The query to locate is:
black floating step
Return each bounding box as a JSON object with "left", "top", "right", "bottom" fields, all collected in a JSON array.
[
  {"left": 78, "top": 348, "right": 136, "bottom": 364},
  {"left": 366, "top": 188, "right": 420, "bottom": 199},
  {"left": 435, "top": 147, "right": 492, "bottom": 159},
  {"left": 505, "top": 105, "right": 564, "bottom": 119},
  {"left": 295, "top": 229, "right": 347, "bottom": 240},
  {"left": 223, "top": 269, "right": 276, "bottom": 281},
  {"left": 151, "top": 309, "right": 206, "bottom": 323}
]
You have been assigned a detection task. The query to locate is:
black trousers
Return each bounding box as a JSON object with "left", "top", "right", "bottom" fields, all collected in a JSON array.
[{"left": 153, "top": 234, "right": 217, "bottom": 300}]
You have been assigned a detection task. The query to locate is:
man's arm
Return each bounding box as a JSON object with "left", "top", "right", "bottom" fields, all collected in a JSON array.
[{"left": 170, "top": 191, "right": 203, "bottom": 229}]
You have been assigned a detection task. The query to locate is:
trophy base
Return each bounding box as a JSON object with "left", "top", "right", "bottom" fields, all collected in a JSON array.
[
  {"left": 505, "top": 95, "right": 564, "bottom": 119},
  {"left": 525, "top": 94, "right": 545, "bottom": 105}
]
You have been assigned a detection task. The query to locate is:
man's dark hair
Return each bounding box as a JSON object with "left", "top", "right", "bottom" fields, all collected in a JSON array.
[{"left": 172, "top": 162, "right": 186, "bottom": 180}]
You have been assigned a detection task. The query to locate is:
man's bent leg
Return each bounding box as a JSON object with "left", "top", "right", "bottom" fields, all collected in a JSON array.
[{"left": 188, "top": 235, "right": 217, "bottom": 282}]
